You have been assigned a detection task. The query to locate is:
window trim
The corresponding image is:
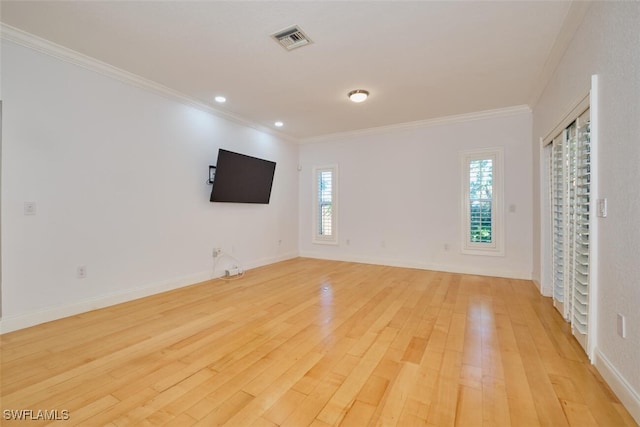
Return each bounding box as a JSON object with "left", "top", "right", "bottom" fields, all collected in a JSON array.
[
  {"left": 312, "top": 165, "right": 338, "bottom": 245},
  {"left": 460, "top": 147, "right": 504, "bottom": 256}
]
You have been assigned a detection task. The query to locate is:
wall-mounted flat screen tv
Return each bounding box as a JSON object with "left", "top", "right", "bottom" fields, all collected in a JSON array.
[{"left": 209, "top": 149, "right": 276, "bottom": 204}]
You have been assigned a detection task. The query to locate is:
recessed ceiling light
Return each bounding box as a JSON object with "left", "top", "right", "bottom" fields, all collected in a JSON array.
[
  {"left": 214, "top": 96, "right": 226, "bottom": 103},
  {"left": 348, "top": 89, "right": 369, "bottom": 103},
  {"left": 274, "top": 121, "right": 284, "bottom": 127}
]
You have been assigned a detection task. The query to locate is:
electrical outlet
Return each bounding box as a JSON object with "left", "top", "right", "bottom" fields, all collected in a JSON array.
[
  {"left": 77, "top": 266, "right": 87, "bottom": 279},
  {"left": 24, "top": 202, "right": 36, "bottom": 216}
]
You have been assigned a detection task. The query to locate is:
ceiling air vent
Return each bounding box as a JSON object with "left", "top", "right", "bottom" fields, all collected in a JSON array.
[{"left": 271, "top": 25, "right": 312, "bottom": 51}]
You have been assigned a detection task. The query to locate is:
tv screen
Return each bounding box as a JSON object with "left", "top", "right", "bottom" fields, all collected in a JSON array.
[{"left": 209, "top": 149, "right": 276, "bottom": 204}]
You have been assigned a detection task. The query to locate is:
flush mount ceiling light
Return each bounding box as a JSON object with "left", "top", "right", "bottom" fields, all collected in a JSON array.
[
  {"left": 214, "top": 96, "right": 226, "bottom": 103},
  {"left": 274, "top": 121, "right": 284, "bottom": 127},
  {"left": 348, "top": 89, "right": 369, "bottom": 103}
]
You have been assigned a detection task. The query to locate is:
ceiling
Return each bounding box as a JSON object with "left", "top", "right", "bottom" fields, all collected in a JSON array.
[{"left": 1, "top": 1, "right": 579, "bottom": 141}]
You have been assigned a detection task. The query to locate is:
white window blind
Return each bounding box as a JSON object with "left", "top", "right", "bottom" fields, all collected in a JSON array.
[
  {"left": 469, "top": 159, "right": 494, "bottom": 244},
  {"left": 318, "top": 170, "right": 333, "bottom": 236},
  {"left": 313, "top": 165, "right": 338, "bottom": 244},
  {"left": 461, "top": 148, "right": 504, "bottom": 256}
]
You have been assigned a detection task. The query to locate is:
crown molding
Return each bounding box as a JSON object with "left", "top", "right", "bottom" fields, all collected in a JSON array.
[
  {"left": 0, "top": 24, "right": 299, "bottom": 144},
  {"left": 0, "top": 23, "right": 533, "bottom": 146},
  {"left": 300, "top": 104, "right": 532, "bottom": 144}
]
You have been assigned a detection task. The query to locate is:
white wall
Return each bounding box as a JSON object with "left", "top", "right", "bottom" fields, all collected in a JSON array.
[
  {"left": 532, "top": 2, "right": 640, "bottom": 421},
  {"left": 0, "top": 40, "right": 299, "bottom": 332},
  {"left": 299, "top": 109, "right": 533, "bottom": 280}
]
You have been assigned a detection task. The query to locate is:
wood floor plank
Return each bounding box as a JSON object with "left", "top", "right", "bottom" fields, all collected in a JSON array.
[
  {"left": 0, "top": 258, "right": 636, "bottom": 427},
  {"left": 263, "top": 388, "right": 308, "bottom": 425},
  {"left": 316, "top": 327, "right": 399, "bottom": 425},
  {"left": 339, "top": 400, "right": 376, "bottom": 426},
  {"left": 560, "top": 400, "right": 600, "bottom": 427},
  {"left": 482, "top": 375, "right": 511, "bottom": 427},
  {"left": 280, "top": 372, "right": 344, "bottom": 427},
  {"left": 396, "top": 397, "right": 430, "bottom": 426},
  {"left": 425, "top": 348, "right": 464, "bottom": 427},
  {"left": 224, "top": 351, "right": 325, "bottom": 426},
  {"left": 374, "top": 362, "right": 419, "bottom": 426},
  {"left": 494, "top": 312, "right": 541, "bottom": 427},
  {"left": 511, "top": 322, "right": 569, "bottom": 427},
  {"left": 454, "top": 385, "right": 483, "bottom": 427}
]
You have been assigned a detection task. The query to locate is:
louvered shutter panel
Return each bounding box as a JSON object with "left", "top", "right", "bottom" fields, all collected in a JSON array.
[
  {"left": 468, "top": 159, "right": 493, "bottom": 243},
  {"left": 566, "top": 124, "right": 578, "bottom": 322},
  {"left": 317, "top": 169, "right": 333, "bottom": 237},
  {"left": 571, "top": 115, "right": 591, "bottom": 348},
  {"left": 313, "top": 166, "right": 338, "bottom": 244},
  {"left": 551, "top": 136, "right": 567, "bottom": 318}
]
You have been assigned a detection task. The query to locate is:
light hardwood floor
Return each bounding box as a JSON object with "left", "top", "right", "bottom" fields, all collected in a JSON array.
[{"left": 1, "top": 258, "right": 637, "bottom": 426}]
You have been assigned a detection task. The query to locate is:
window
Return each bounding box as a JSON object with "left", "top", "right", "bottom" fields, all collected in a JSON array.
[
  {"left": 313, "top": 165, "right": 338, "bottom": 244},
  {"left": 461, "top": 148, "right": 504, "bottom": 255}
]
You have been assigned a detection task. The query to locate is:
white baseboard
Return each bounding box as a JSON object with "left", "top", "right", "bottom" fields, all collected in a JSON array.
[
  {"left": 593, "top": 348, "right": 640, "bottom": 425},
  {"left": 298, "top": 251, "right": 532, "bottom": 280},
  {"left": 242, "top": 251, "right": 299, "bottom": 271},
  {"left": 0, "top": 270, "right": 214, "bottom": 334},
  {"left": 0, "top": 252, "right": 299, "bottom": 334}
]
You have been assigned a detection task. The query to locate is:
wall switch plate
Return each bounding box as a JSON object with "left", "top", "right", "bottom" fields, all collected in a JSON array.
[{"left": 597, "top": 198, "right": 607, "bottom": 218}]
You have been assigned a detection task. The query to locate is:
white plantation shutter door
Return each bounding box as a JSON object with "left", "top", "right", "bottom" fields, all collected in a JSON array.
[
  {"left": 547, "top": 106, "right": 591, "bottom": 354},
  {"left": 572, "top": 111, "right": 591, "bottom": 348}
]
